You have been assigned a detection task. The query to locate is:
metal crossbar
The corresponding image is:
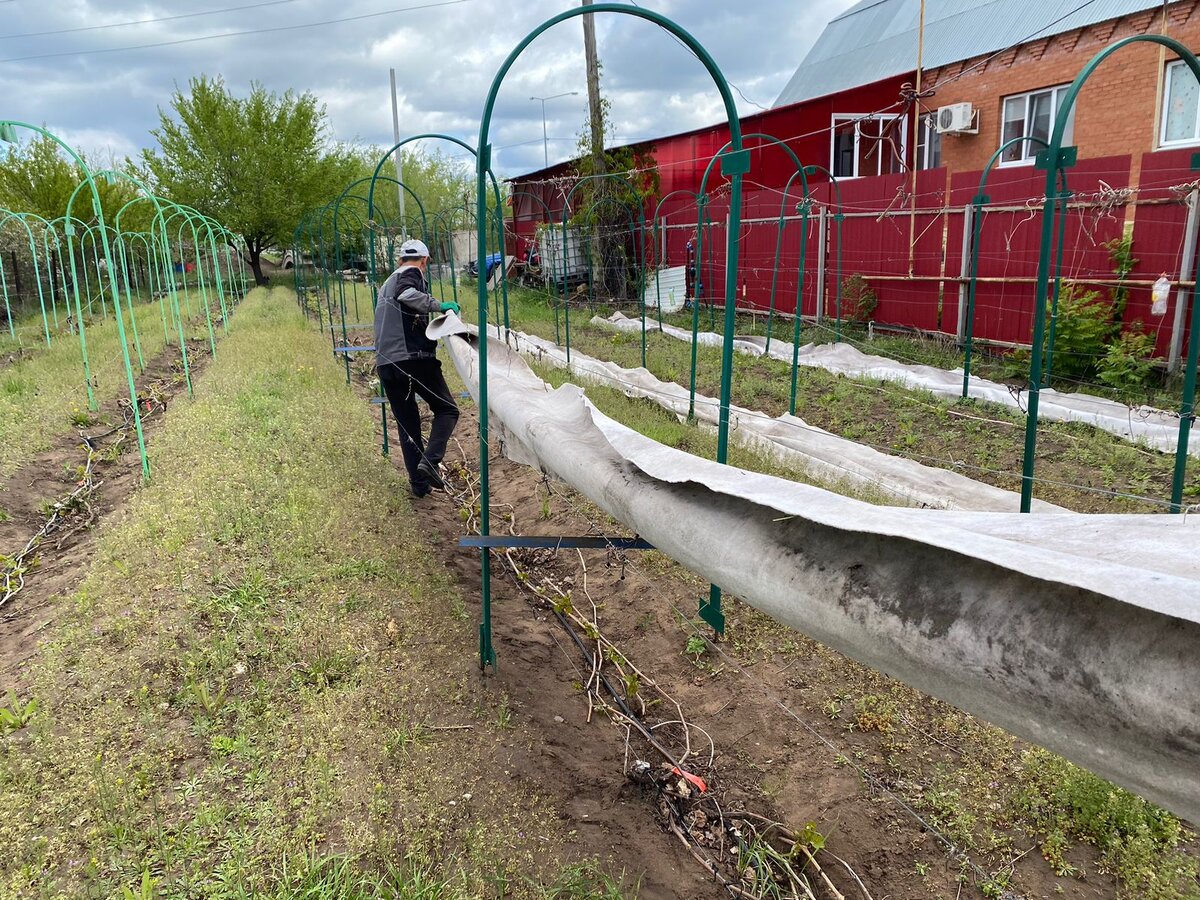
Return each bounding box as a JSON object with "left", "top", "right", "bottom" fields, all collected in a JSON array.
[{"left": 459, "top": 536, "right": 654, "bottom": 550}]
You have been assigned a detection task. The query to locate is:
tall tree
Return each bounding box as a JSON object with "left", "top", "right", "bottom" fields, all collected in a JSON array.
[
  {"left": 0, "top": 132, "right": 145, "bottom": 228},
  {"left": 345, "top": 146, "right": 486, "bottom": 225},
  {"left": 142, "top": 76, "right": 356, "bottom": 285}
]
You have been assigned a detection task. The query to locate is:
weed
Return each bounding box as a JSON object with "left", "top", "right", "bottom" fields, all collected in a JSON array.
[
  {"left": 853, "top": 694, "right": 898, "bottom": 734},
  {"left": 797, "top": 821, "right": 826, "bottom": 851},
  {"left": 119, "top": 870, "right": 154, "bottom": 900},
  {"left": 842, "top": 273, "right": 879, "bottom": 322},
  {"left": 980, "top": 871, "right": 1011, "bottom": 899},
  {"left": 185, "top": 678, "right": 227, "bottom": 716},
  {"left": 0, "top": 691, "right": 38, "bottom": 734},
  {"left": 207, "top": 571, "right": 271, "bottom": 619},
  {"left": 683, "top": 635, "right": 707, "bottom": 664},
  {"left": 494, "top": 694, "right": 515, "bottom": 730},
  {"left": 384, "top": 722, "right": 432, "bottom": 759},
  {"left": 1011, "top": 748, "right": 1197, "bottom": 897},
  {"left": 297, "top": 647, "right": 353, "bottom": 688},
  {"left": 534, "top": 859, "right": 635, "bottom": 899},
  {"left": 1098, "top": 326, "right": 1156, "bottom": 395}
]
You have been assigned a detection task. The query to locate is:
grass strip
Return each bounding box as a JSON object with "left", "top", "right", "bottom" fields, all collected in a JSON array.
[
  {"left": 0, "top": 294, "right": 206, "bottom": 478},
  {"left": 0, "top": 286, "right": 630, "bottom": 899},
  {"left": 459, "top": 284, "right": 1194, "bottom": 513}
]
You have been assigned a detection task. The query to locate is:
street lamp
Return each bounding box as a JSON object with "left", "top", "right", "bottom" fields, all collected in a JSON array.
[{"left": 530, "top": 91, "right": 579, "bottom": 168}]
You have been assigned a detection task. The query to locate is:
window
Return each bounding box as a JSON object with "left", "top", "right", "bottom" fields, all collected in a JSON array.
[
  {"left": 916, "top": 113, "right": 942, "bottom": 170},
  {"left": 1162, "top": 59, "right": 1200, "bottom": 147},
  {"left": 830, "top": 114, "right": 907, "bottom": 178},
  {"left": 1000, "top": 85, "right": 1075, "bottom": 164}
]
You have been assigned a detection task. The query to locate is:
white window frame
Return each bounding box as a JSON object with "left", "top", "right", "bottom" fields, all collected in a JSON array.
[
  {"left": 916, "top": 113, "right": 942, "bottom": 170},
  {"left": 1160, "top": 59, "right": 1200, "bottom": 148},
  {"left": 829, "top": 113, "right": 908, "bottom": 179},
  {"left": 998, "top": 84, "right": 1074, "bottom": 167}
]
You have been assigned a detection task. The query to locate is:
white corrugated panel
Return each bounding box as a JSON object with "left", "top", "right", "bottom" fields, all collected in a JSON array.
[{"left": 644, "top": 265, "right": 687, "bottom": 312}]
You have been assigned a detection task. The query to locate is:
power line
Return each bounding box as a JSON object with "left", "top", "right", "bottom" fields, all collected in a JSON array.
[
  {"left": 0, "top": 0, "right": 303, "bottom": 41},
  {"left": 0, "top": 0, "right": 473, "bottom": 63}
]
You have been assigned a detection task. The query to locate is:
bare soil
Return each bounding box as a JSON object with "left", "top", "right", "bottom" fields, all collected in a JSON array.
[{"left": 0, "top": 337, "right": 212, "bottom": 692}]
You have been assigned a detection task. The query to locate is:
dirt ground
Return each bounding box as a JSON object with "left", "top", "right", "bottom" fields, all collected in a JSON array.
[
  {"left": 367, "top": 377, "right": 1135, "bottom": 900},
  {"left": 0, "top": 336, "right": 211, "bottom": 692},
  {"left": 0, "top": 293, "right": 1178, "bottom": 897}
]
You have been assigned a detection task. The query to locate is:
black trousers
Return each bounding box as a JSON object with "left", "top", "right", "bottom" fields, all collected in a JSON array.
[{"left": 378, "top": 358, "right": 460, "bottom": 490}]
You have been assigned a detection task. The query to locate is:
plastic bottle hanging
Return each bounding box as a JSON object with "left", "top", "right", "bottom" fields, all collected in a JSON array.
[{"left": 1151, "top": 274, "right": 1171, "bottom": 316}]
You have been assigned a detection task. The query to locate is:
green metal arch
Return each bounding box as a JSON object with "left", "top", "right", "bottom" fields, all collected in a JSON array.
[
  {"left": 1021, "top": 34, "right": 1200, "bottom": 512},
  {"left": 473, "top": 5, "right": 748, "bottom": 667}
]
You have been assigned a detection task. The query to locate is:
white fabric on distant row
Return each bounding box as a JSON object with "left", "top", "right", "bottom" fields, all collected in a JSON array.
[
  {"left": 486, "top": 323, "right": 1060, "bottom": 513},
  {"left": 594, "top": 312, "right": 1193, "bottom": 457}
]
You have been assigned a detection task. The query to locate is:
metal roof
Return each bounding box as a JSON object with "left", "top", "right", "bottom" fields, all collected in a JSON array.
[{"left": 774, "top": 0, "right": 1160, "bottom": 107}]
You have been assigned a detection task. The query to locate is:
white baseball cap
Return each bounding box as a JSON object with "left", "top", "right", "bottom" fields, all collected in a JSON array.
[{"left": 399, "top": 238, "right": 430, "bottom": 259}]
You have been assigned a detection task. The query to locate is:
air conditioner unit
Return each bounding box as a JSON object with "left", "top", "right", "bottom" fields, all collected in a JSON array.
[{"left": 937, "top": 102, "right": 977, "bottom": 134}]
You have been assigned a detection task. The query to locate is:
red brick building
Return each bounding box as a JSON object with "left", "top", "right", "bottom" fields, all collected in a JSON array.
[
  {"left": 509, "top": 0, "right": 1200, "bottom": 356},
  {"left": 926, "top": 0, "right": 1200, "bottom": 183}
]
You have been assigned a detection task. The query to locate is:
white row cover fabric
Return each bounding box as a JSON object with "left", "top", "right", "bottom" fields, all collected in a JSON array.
[
  {"left": 595, "top": 312, "right": 1193, "bottom": 457},
  {"left": 445, "top": 329, "right": 1200, "bottom": 823},
  {"left": 488, "top": 323, "right": 1060, "bottom": 513}
]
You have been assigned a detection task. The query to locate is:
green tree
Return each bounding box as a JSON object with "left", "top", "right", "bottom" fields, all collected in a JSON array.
[
  {"left": 330, "top": 145, "right": 506, "bottom": 275},
  {"left": 568, "top": 92, "right": 659, "bottom": 300},
  {"left": 142, "top": 76, "right": 357, "bottom": 285},
  {"left": 0, "top": 131, "right": 146, "bottom": 228}
]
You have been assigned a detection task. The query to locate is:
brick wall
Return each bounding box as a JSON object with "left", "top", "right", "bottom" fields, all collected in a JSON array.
[{"left": 926, "top": 0, "right": 1200, "bottom": 183}]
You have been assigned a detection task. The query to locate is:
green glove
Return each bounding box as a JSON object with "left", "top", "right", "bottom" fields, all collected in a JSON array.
[{"left": 440, "top": 301, "right": 461, "bottom": 315}]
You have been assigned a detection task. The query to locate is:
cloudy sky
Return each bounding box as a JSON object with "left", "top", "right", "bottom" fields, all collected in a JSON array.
[{"left": 0, "top": 0, "right": 852, "bottom": 178}]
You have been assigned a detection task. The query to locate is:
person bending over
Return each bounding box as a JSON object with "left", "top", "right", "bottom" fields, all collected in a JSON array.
[{"left": 374, "top": 238, "right": 461, "bottom": 497}]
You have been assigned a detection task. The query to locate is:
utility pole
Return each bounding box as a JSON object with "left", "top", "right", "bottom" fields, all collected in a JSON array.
[
  {"left": 581, "top": 0, "right": 606, "bottom": 181},
  {"left": 531, "top": 92, "right": 579, "bottom": 168},
  {"left": 581, "top": 0, "right": 607, "bottom": 292},
  {"left": 389, "top": 68, "right": 407, "bottom": 241}
]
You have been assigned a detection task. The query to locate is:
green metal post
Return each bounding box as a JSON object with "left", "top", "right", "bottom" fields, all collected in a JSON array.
[
  {"left": 788, "top": 202, "right": 812, "bottom": 416},
  {"left": 1017, "top": 34, "right": 1200, "bottom": 512},
  {"left": 0, "top": 211, "right": 51, "bottom": 344},
  {"left": 961, "top": 137, "right": 1060, "bottom": 398},
  {"left": 12, "top": 127, "right": 150, "bottom": 478},
  {"left": 111, "top": 231, "right": 146, "bottom": 372},
  {"left": 112, "top": 189, "right": 193, "bottom": 394},
  {"left": 475, "top": 4, "right": 746, "bottom": 662},
  {"left": 687, "top": 199, "right": 709, "bottom": 422},
  {"left": 1042, "top": 189, "right": 1071, "bottom": 386},
  {"left": 651, "top": 190, "right": 698, "bottom": 330}
]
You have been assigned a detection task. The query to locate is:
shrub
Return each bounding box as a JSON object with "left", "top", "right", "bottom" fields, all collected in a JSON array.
[
  {"left": 1098, "top": 325, "right": 1156, "bottom": 395},
  {"left": 1045, "top": 283, "right": 1116, "bottom": 379},
  {"left": 841, "top": 274, "right": 878, "bottom": 323}
]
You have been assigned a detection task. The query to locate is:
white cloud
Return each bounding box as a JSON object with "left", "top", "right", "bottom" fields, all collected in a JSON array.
[{"left": 1, "top": 0, "right": 854, "bottom": 179}]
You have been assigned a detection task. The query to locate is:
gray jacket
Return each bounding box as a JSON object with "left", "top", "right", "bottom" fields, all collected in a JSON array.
[{"left": 374, "top": 265, "right": 442, "bottom": 366}]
